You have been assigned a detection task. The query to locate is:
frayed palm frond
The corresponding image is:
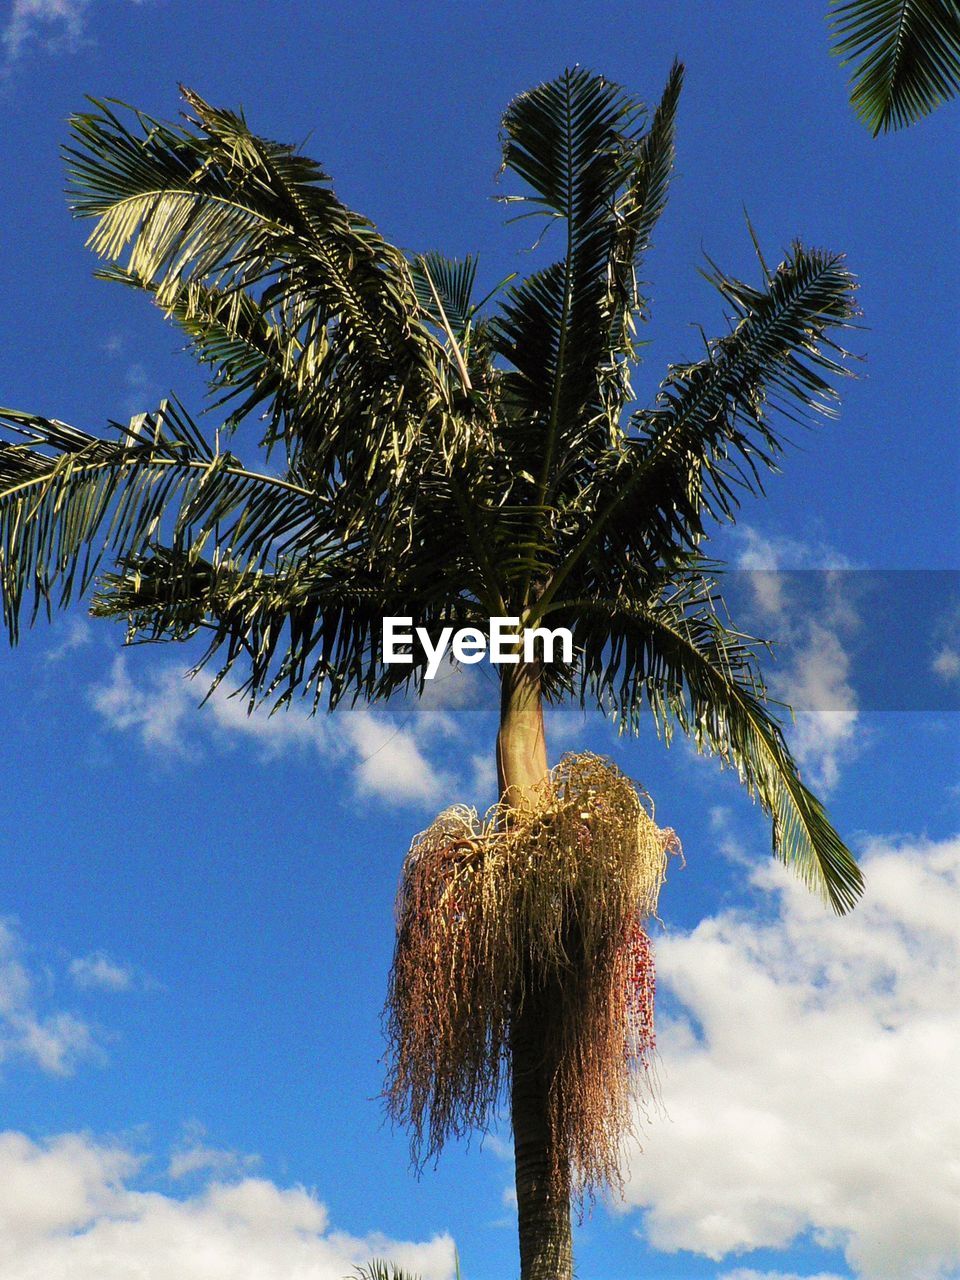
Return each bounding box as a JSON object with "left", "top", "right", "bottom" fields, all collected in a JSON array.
[
  {"left": 385, "top": 752, "right": 679, "bottom": 1200},
  {"left": 350, "top": 1264, "right": 422, "bottom": 1280}
]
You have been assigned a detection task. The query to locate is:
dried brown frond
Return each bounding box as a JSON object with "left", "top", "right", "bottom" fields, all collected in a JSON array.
[{"left": 384, "top": 752, "right": 680, "bottom": 1200}]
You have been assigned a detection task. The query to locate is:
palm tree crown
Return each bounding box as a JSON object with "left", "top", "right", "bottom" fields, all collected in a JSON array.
[{"left": 0, "top": 66, "right": 862, "bottom": 911}]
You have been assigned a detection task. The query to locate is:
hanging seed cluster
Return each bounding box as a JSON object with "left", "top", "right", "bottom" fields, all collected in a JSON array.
[{"left": 384, "top": 752, "right": 679, "bottom": 1200}]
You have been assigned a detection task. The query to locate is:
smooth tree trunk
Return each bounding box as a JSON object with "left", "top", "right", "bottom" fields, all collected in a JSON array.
[{"left": 497, "top": 663, "right": 573, "bottom": 1280}]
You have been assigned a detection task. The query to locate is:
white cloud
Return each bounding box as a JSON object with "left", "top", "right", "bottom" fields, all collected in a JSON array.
[
  {"left": 121, "top": 362, "right": 163, "bottom": 420},
  {"left": 621, "top": 834, "right": 960, "bottom": 1280},
  {"left": 68, "top": 953, "right": 134, "bottom": 993},
  {"left": 89, "top": 655, "right": 457, "bottom": 807},
  {"left": 930, "top": 600, "right": 960, "bottom": 688},
  {"left": 706, "top": 804, "right": 752, "bottom": 869},
  {"left": 545, "top": 703, "right": 589, "bottom": 749},
  {"left": 201, "top": 678, "right": 330, "bottom": 759},
  {"left": 735, "top": 527, "right": 853, "bottom": 578},
  {"left": 0, "top": 1129, "right": 455, "bottom": 1280},
  {"left": 3, "top": 0, "right": 90, "bottom": 60},
  {"left": 45, "top": 618, "right": 92, "bottom": 664},
  {"left": 12, "top": 1013, "right": 98, "bottom": 1076},
  {"left": 720, "top": 1272, "right": 848, "bottom": 1280},
  {"left": 167, "top": 1126, "right": 259, "bottom": 1183},
  {"left": 2, "top": 0, "right": 147, "bottom": 67},
  {"left": 166, "top": 1145, "right": 256, "bottom": 1181},
  {"left": 0, "top": 921, "right": 100, "bottom": 1076},
  {"left": 932, "top": 646, "right": 960, "bottom": 682},
  {"left": 778, "top": 621, "right": 858, "bottom": 792},
  {"left": 468, "top": 751, "right": 498, "bottom": 803},
  {"left": 344, "top": 707, "right": 449, "bottom": 805},
  {"left": 734, "top": 529, "right": 860, "bottom": 791},
  {"left": 90, "top": 657, "right": 194, "bottom": 755}
]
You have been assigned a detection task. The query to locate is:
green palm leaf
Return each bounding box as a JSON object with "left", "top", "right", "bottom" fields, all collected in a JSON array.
[
  {"left": 411, "top": 253, "right": 478, "bottom": 337},
  {"left": 92, "top": 545, "right": 392, "bottom": 708},
  {"left": 67, "top": 89, "right": 424, "bottom": 368},
  {"left": 65, "top": 90, "right": 451, "bottom": 496},
  {"left": 0, "top": 402, "right": 320, "bottom": 643},
  {"left": 493, "top": 63, "right": 682, "bottom": 423},
  {"left": 350, "top": 1264, "right": 422, "bottom": 1280},
  {"left": 609, "top": 59, "right": 684, "bottom": 342},
  {"left": 490, "top": 69, "right": 644, "bottom": 478},
  {"left": 539, "top": 241, "right": 857, "bottom": 609},
  {"left": 489, "top": 66, "right": 686, "bottom": 607},
  {"left": 97, "top": 265, "right": 311, "bottom": 438},
  {"left": 830, "top": 0, "right": 960, "bottom": 133},
  {"left": 573, "top": 585, "right": 864, "bottom": 913},
  {"left": 349, "top": 1249, "right": 462, "bottom": 1280}
]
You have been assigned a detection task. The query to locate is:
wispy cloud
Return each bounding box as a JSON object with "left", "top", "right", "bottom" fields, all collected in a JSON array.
[
  {"left": 931, "top": 601, "right": 960, "bottom": 684},
  {"left": 90, "top": 657, "right": 196, "bottom": 756},
  {"left": 120, "top": 362, "right": 163, "bottom": 419},
  {"left": 734, "top": 527, "right": 860, "bottom": 791},
  {"left": 167, "top": 1124, "right": 260, "bottom": 1183},
  {"left": 932, "top": 647, "right": 960, "bottom": 681},
  {"left": 706, "top": 804, "right": 753, "bottom": 869},
  {"left": 45, "top": 617, "right": 92, "bottom": 664},
  {"left": 777, "top": 619, "right": 858, "bottom": 791},
  {"left": 0, "top": 919, "right": 100, "bottom": 1076},
  {"left": 89, "top": 654, "right": 467, "bottom": 808},
  {"left": 346, "top": 706, "right": 450, "bottom": 805},
  {"left": 720, "top": 1271, "right": 848, "bottom": 1280},
  {"left": 621, "top": 834, "right": 960, "bottom": 1280},
  {"left": 3, "top": 0, "right": 91, "bottom": 63},
  {"left": 735, "top": 526, "right": 853, "bottom": 584},
  {"left": 2, "top": 0, "right": 147, "bottom": 70},
  {"left": 68, "top": 952, "right": 134, "bottom": 993},
  {"left": 0, "top": 1129, "right": 456, "bottom": 1279}
]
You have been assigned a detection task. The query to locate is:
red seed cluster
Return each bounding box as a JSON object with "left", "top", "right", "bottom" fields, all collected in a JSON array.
[{"left": 625, "top": 916, "right": 656, "bottom": 1061}]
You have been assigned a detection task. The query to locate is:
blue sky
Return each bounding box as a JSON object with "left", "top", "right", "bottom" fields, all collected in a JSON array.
[{"left": 0, "top": 3, "right": 958, "bottom": 1279}]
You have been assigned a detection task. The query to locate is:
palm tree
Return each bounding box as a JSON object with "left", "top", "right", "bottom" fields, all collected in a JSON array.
[
  {"left": 829, "top": 0, "right": 960, "bottom": 132},
  {"left": 0, "top": 67, "right": 864, "bottom": 1280}
]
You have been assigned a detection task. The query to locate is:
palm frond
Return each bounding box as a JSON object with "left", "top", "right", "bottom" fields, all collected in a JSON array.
[
  {"left": 573, "top": 586, "right": 864, "bottom": 913},
  {"left": 66, "top": 90, "right": 451, "bottom": 491},
  {"left": 490, "top": 68, "right": 645, "bottom": 482},
  {"left": 68, "top": 89, "right": 424, "bottom": 365},
  {"left": 98, "top": 265, "right": 314, "bottom": 438},
  {"left": 349, "top": 1263, "right": 422, "bottom": 1280},
  {"left": 539, "top": 240, "right": 858, "bottom": 610},
  {"left": 830, "top": 0, "right": 960, "bottom": 133},
  {"left": 609, "top": 59, "right": 684, "bottom": 340},
  {"left": 0, "top": 402, "right": 322, "bottom": 643},
  {"left": 487, "top": 66, "right": 688, "bottom": 610},
  {"left": 91, "top": 544, "right": 390, "bottom": 709},
  {"left": 411, "top": 253, "right": 478, "bottom": 337},
  {"left": 81, "top": 448, "right": 516, "bottom": 710},
  {"left": 0, "top": 395, "right": 511, "bottom": 707}
]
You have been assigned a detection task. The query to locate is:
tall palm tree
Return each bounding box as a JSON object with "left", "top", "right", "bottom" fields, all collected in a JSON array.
[
  {"left": 830, "top": 0, "right": 960, "bottom": 132},
  {"left": 0, "top": 67, "right": 864, "bottom": 1280}
]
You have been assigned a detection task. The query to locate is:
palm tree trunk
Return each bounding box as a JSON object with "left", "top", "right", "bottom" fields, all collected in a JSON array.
[{"left": 497, "top": 663, "right": 573, "bottom": 1280}]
